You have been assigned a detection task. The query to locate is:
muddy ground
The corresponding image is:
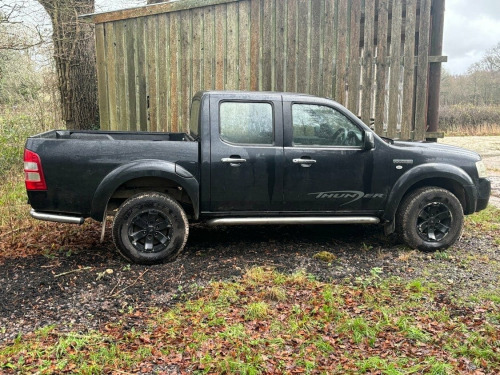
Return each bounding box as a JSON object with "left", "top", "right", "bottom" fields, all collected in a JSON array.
[{"left": 1, "top": 220, "right": 498, "bottom": 343}]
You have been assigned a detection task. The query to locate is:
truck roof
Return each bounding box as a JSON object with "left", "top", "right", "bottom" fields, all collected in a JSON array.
[{"left": 194, "top": 90, "right": 336, "bottom": 104}]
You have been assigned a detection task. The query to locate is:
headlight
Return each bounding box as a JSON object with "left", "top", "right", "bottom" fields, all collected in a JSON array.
[{"left": 476, "top": 161, "right": 488, "bottom": 178}]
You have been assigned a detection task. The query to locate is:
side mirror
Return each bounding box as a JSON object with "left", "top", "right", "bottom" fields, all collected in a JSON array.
[{"left": 363, "top": 131, "right": 375, "bottom": 150}]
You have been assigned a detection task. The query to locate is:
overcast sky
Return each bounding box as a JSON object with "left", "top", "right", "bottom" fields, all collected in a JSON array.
[
  {"left": 7, "top": 0, "right": 500, "bottom": 76},
  {"left": 443, "top": 0, "right": 500, "bottom": 74}
]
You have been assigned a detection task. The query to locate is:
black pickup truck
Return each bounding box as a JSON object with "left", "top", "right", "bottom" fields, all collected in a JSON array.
[{"left": 24, "top": 91, "right": 491, "bottom": 264}]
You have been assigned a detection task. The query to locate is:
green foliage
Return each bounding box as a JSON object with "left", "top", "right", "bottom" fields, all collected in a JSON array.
[
  {"left": 312, "top": 250, "right": 337, "bottom": 263},
  {"left": 245, "top": 301, "right": 269, "bottom": 321},
  {"left": 0, "top": 111, "right": 46, "bottom": 178},
  {"left": 0, "top": 49, "right": 43, "bottom": 105}
]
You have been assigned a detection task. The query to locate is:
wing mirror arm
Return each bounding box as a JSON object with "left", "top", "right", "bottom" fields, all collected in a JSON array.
[{"left": 364, "top": 131, "right": 375, "bottom": 150}]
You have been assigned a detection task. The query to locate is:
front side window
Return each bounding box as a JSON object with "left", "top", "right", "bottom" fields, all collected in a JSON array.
[
  {"left": 220, "top": 102, "right": 273, "bottom": 145},
  {"left": 292, "top": 104, "right": 363, "bottom": 147}
]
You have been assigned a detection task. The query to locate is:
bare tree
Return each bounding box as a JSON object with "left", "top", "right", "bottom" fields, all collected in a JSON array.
[
  {"left": 0, "top": 3, "right": 46, "bottom": 51},
  {"left": 37, "top": 0, "right": 98, "bottom": 129},
  {"left": 470, "top": 42, "right": 500, "bottom": 73}
]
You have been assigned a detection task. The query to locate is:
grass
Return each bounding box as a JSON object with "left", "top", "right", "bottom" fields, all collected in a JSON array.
[
  {"left": 1, "top": 267, "right": 498, "bottom": 374},
  {"left": 443, "top": 123, "right": 500, "bottom": 137}
]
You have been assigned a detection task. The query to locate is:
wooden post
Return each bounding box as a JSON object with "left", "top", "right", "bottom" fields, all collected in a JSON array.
[{"left": 426, "top": 0, "right": 445, "bottom": 141}]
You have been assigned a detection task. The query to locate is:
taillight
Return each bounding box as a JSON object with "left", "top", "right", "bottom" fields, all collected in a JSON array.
[{"left": 24, "top": 149, "right": 47, "bottom": 190}]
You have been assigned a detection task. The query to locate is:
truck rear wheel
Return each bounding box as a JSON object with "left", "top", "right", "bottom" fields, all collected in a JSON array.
[
  {"left": 112, "top": 192, "right": 189, "bottom": 264},
  {"left": 396, "top": 187, "right": 464, "bottom": 252}
]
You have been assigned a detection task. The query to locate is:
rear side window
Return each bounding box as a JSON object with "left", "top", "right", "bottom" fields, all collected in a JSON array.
[
  {"left": 189, "top": 99, "right": 201, "bottom": 139},
  {"left": 219, "top": 102, "right": 273, "bottom": 145}
]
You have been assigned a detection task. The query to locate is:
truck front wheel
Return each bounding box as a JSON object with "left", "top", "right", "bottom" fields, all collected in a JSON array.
[
  {"left": 112, "top": 192, "right": 189, "bottom": 264},
  {"left": 396, "top": 187, "right": 464, "bottom": 252}
]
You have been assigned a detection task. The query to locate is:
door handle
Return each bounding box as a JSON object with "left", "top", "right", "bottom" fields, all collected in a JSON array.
[
  {"left": 293, "top": 158, "right": 317, "bottom": 166},
  {"left": 221, "top": 157, "right": 247, "bottom": 166}
]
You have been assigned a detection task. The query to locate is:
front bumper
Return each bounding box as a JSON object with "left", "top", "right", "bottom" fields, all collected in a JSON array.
[{"left": 476, "top": 178, "right": 491, "bottom": 212}]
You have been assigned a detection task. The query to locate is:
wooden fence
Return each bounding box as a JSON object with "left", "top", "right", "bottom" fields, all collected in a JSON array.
[{"left": 85, "top": 0, "right": 446, "bottom": 140}]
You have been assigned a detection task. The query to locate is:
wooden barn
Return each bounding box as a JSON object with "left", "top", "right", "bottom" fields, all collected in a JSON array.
[{"left": 83, "top": 0, "right": 446, "bottom": 140}]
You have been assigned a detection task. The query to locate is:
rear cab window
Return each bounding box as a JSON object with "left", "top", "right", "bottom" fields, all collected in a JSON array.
[
  {"left": 189, "top": 99, "right": 201, "bottom": 139},
  {"left": 219, "top": 102, "right": 274, "bottom": 145}
]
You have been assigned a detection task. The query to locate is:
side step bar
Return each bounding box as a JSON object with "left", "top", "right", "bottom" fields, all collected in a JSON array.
[
  {"left": 207, "top": 217, "right": 380, "bottom": 226},
  {"left": 30, "top": 209, "right": 85, "bottom": 225}
]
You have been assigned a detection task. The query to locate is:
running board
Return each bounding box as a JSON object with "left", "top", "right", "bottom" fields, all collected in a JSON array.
[
  {"left": 30, "top": 209, "right": 85, "bottom": 225},
  {"left": 207, "top": 217, "right": 380, "bottom": 226}
]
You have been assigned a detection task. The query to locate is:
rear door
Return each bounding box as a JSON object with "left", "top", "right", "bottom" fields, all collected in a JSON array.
[{"left": 209, "top": 93, "right": 284, "bottom": 212}]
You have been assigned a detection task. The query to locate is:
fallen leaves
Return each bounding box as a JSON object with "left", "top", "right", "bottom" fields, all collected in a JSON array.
[{"left": 1, "top": 267, "right": 498, "bottom": 374}]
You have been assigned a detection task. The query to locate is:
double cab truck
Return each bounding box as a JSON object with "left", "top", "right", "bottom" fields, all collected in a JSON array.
[{"left": 24, "top": 91, "right": 491, "bottom": 264}]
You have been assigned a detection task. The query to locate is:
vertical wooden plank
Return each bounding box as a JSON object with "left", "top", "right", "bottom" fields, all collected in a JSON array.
[
  {"left": 238, "top": 0, "right": 251, "bottom": 90},
  {"left": 104, "top": 23, "right": 118, "bottom": 130},
  {"left": 115, "top": 21, "right": 128, "bottom": 130},
  {"left": 226, "top": 2, "right": 239, "bottom": 89},
  {"left": 322, "top": 0, "right": 336, "bottom": 98},
  {"left": 297, "top": 0, "right": 310, "bottom": 93},
  {"left": 387, "top": 0, "right": 402, "bottom": 138},
  {"left": 136, "top": 17, "right": 148, "bottom": 131},
  {"left": 335, "top": 0, "right": 348, "bottom": 105},
  {"left": 146, "top": 16, "right": 158, "bottom": 132},
  {"left": 215, "top": 4, "right": 226, "bottom": 90},
  {"left": 309, "top": 0, "right": 322, "bottom": 96},
  {"left": 169, "top": 12, "right": 180, "bottom": 132},
  {"left": 317, "top": 0, "right": 326, "bottom": 96},
  {"left": 192, "top": 8, "right": 204, "bottom": 97},
  {"left": 401, "top": 0, "right": 417, "bottom": 140},
  {"left": 286, "top": 0, "right": 298, "bottom": 92},
  {"left": 125, "top": 19, "right": 137, "bottom": 131},
  {"left": 262, "top": 0, "right": 274, "bottom": 91},
  {"left": 95, "top": 24, "right": 109, "bottom": 130},
  {"left": 157, "top": 15, "right": 169, "bottom": 132},
  {"left": 203, "top": 6, "right": 215, "bottom": 90},
  {"left": 361, "top": 0, "right": 375, "bottom": 125},
  {"left": 347, "top": 0, "right": 361, "bottom": 115},
  {"left": 414, "top": 0, "right": 432, "bottom": 140},
  {"left": 375, "top": 0, "right": 389, "bottom": 135},
  {"left": 180, "top": 10, "right": 192, "bottom": 133},
  {"left": 250, "top": 0, "right": 261, "bottom": 90},
  {"left": 275, "top": 0, "right": 286, "bottom": 91},
  {"left": 427, "top": 0, "right": 446, "bottom": 136}
]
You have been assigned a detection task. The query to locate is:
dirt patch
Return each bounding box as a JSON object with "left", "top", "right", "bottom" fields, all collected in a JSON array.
[
  {"left": 1, "top": 221, "right": 498, "bottom": 343},
  {"left": 440, "top": 136, "right": 500, "bottom": 208}
]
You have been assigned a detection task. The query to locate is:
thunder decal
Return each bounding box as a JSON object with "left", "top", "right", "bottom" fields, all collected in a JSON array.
[{"left": 309, "top": 191, "right": 385, "bottom": 206}]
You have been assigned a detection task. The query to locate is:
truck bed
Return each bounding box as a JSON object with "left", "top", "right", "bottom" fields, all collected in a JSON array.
[
  {"left": 25, "top": 130, "right": 199, "bottom": 218},
  {"left": 32, "top": 130, "right": 192, "bottom": 142}
]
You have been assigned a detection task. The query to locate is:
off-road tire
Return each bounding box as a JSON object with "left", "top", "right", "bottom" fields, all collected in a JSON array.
[
  {"left": 112, "top": 192, "right": 189, "bottom": 264},
  {"left": 396, "top": 187, "right": 464, "bottom": 252}
]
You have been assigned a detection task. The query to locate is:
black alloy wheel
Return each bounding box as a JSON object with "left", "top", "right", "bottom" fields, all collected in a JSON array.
[
  {"left": 396, "top": 187, "right": 464, "bottom": 252},
  {"left": 112, "top": 192, "right": 189, "bottom": 264},
  {"left": 128, "top": 209, "right": 173, "bottom": 253},
  {"left": 416, "top": 202, "right": 452, "bottom": 242}
]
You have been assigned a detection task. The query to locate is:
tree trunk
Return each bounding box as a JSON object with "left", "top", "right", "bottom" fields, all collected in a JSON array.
[{"left": 38, "top": 0, "right": 98, "bottom": 130}]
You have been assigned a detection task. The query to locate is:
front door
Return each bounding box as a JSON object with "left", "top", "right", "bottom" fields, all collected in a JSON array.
[
  {"left": 283, "top": 101, "right": 381, "bottom": 212},
  {"left": 209, "top": 94, "right": 284, "bottom": 212}
]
